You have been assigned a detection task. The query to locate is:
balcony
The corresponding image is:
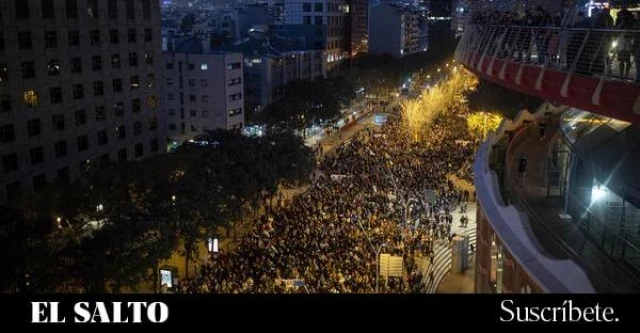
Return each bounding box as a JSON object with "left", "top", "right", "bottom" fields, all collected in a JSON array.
[
  {"left": 475, "top": 104, "right": 640, "bottom": 292},
  {"left": 456, "top": 24, "right": 640, "bottom": 125}
]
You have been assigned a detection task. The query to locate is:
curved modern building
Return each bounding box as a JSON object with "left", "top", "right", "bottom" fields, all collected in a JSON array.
[{"left": 458, "top": 7, "right": 640, "bottom": 293}]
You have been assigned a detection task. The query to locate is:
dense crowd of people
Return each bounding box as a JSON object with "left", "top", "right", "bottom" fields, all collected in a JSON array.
[{"left": 176, "top": 105, "right": 476, "bottom": 294}]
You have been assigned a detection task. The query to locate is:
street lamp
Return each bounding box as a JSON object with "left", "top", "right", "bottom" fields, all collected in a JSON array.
[{"left": 375, "top": 242, "right": 388, "bottom": 294}]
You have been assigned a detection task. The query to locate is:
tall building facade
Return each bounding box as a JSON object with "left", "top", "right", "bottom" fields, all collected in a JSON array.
[
  {"left": 0, "top": 0, "right": 165, "bottom": 202},
  {"left": 163, "top": 38, "right": 245, "bottom": 144},
  {"left": 274, "top": 0, "right": 351, "bottom": 68},
  {"left": 369, "top": 2, "right": 428, "bottom": 58},
  {"left": 349, "top": 0, "right": 369, "bottom": 56}
]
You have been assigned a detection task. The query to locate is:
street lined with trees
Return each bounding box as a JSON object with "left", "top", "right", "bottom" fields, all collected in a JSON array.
[{"left": 0, "top": 130, "right": 314, "bottom": 293}]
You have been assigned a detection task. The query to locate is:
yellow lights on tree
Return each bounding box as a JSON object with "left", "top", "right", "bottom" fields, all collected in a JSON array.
[
  {"left": 401, "top": 68, "right": 479, "bottom": 142},
  {"left": 466, "top": 112, "right": 503, "bottom": 139},
  {"left": 24, "top": 89, "right": 38, "bottom": 108}
]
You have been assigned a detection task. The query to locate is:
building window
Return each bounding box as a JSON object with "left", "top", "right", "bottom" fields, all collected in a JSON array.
[
  {"left": 52, "top": 114, "right": 65, "bottom": 131},
  {"left": 144, "top": 28, "right": 153, "bottom": 42},
  {"left": 57, "top": 167, "right": 70, "bottom": 181},
  {"left": 90, "top": 30, "right": 101, "bottom": 45},
  {"left": 113, "top": 78, "right": 123, "bottom": 93},
  {"left": 0, "top": 35, "right": 4, "bottom": 51},
  {"left": 130, "top": 76, "right": 140, "bottom": 89},
  {"left": 24, "top": 90, "right": 38, "bottom": 108},
  {"left": 72, "top": 84, "right": 84, "bottom": 100},
  {"left": 66, "top": 0, "right": 78, "bottom": 19},
  {"left": 169, "top": 124, "right": 176, "bottom": 131},
  {"left": 77, "top": 135, "right": 89, "bottom": 151},
  {"left": 303, "top": 16, "right": 311, "bottom": 25},
  {"left": 228, "top": 78, "right": 242, "bottom": 86},
  {"left": 132, "top": 98, "right": 141, "bottom": 113},
  {"left": 0, "top": 95, "right": 11, "bottom": 113},
  {"left": 147, "top": 96, "right": 157, "bottom": 108},
  {"left": 142, "top": 0, "right": 151, "bottom": 19},
  {"left": 133, "top": 122, "right": 143, "bottom": 136},
  {"left": 45, "top": 31, "right": 58, "bottom": 48},
  {"left": 42, "top": 0, "right": 55, "bottom": 19},
  {"left": 116, "top": 125, "right": 126, "bottom": 139},
  {"left": 118, "top": 148, "right": 127, "bottom": 162},
  {"left": 126, "top": 0, "right": 135, "bottom": 20},
  {"left": 128, "top": 29, "right": 137, "bottom": 43},
  {"left": 86, "top": 0, "right": 98, "bottom": 18},
  {"left": 97, "top": 130, "right": 108, "bottom": 146},
  {"left": 111, "top": 54, "right": 121, "bottom": 68},
  {"left": 75, "top": 109, "right": 86, "bottom": 126},
  {"left": 167, "top": 94, "right": 175, "bottom": 101},
  {"left": 94, "top": 81, "right": 104, "bottom": 96},
  {"left": 229, "top": 93, "right": 242, "bottom": 101},
  {"left": 315, "top": 16, "right": 323, "bottom": 25},
  {"left": 3, "top": 153, "right": 18, "bottom": 173},
  {"left": 134, "top": 144, "right": 144, "bottom": 158},
  {"left": 189, "top": 110, "right": 197, "bottom": 117},
  {"left": 145, "top": 52, "right": 154, "bottom": 65},
  {"left": 68, "top": 30, "right": 80, "bottom": 46},
  {"left": 92, "top": 56, "right": 102, "bottom": 71},
  {"left": 47, "top": 59, "right": 61, "bottom": 76},
  {"left": 201, "top": 63, "right": 208, "bottom": 70},
  {"left": 228, "top": 62, "right": 241, "bottom": 70},
  {"left": 188, "top": 95, "right": 196, "bottom": 102},
  {"left": 201, "top": 95, "right": 209, "bottom": 103},
  {"left": 202, "top": 111, "right": 209, "bottom": 118},
  {"left": 70, "top": 57, "right": 82, "bottom": 73},
  {"left": 167, "top": 78, "right": 174, "bottom": 86},
  {"left": 190, "top": 124, "right": 198, "bottom": 133},
  {"left": 166, "top": 62, "right": 174, "bottom": 70},
  {"left": 18, "top": 32, "right": 33, "bottom": 50},
  {"left": 188, "top": 79, "right": 196, "bottom": 86},
  {"left": 110, "top": 29, "right": 120, "bottom": 44},
  {"left": 16, "top": 0, "right": 30, "bottom": 18},
  {"left": 113, "top": 102, "right": 124, "bottom": 117},
  {"left": 27, "top": 119, "right": 41, "bottom": 137},
  {"left": 95, "top": 106, "right": 106, "bottom": 121},
  {"left": 30, "top": 147, "right": 44, "bottom": 165},
  {"left": 201, "top": 79, "right": 208, "bottom": 87},
  {"left": 148, "top": 117, "right": 158, "bottom": 130},
  {"left": 168, "top": 109, "right": 175, "bottom": 116},
  {"left": 33, "top": 174, "right": 47, "bottom": 192},
  {"left": 108, "top": 0, "right": 118, "bottom": 19},
  {"left": 21, "top": 61, "right": 35, "bottom": 79},
  {"left": 129, "top": 52, "right": 138, "bottom": 66},
  {"left": 303, "top": 3, "right": 311, "bottom": 12},
  {"left": 150, "top": 139, "right": 159, "bottom": 152},
  {"left": 0, "top": 124, "right": 15, "bottom": 143},
  {"left": 229, "top": 108, "right": 243, "bottom": 116},
  {"left": 55, "top": 141, "right": 68, "bottom": 158},
  {"left": 0, "top": 63, "right": 6, "bottom": 84},
  {"left": 188, "top": 63, "right": 195, "bottom": 70},
  {"left": 315, "top": 3, "right": 323, "bottom": 12}
]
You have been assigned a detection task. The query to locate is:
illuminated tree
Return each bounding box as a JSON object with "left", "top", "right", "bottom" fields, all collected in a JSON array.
[
  {"left": 466, "top": 112, "right": 504, "bottom": 139},
  {"left": 401, "top": 67, "right": 479, "bottom": 142}
]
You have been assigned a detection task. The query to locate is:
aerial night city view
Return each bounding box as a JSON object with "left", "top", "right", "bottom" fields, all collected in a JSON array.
[{"left": 1, "top": 0, "right": 640, "bottom": 325}]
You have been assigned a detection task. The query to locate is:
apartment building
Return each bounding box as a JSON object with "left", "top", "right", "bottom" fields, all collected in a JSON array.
[
  {"left": 0, "top": 0, "right": 165, "bottom": 202},
  {"left": 164, "top": 37, "right": 244, "bottom": 144}
]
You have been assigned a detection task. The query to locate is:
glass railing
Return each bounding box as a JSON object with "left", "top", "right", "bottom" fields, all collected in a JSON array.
[{"left": 457, "top": 24, "right": 640, "bottom": 83}]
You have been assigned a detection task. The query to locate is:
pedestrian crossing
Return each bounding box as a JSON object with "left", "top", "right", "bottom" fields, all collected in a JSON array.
[{"left": 420, "top": 202, "right": 477, "bottom": 293}]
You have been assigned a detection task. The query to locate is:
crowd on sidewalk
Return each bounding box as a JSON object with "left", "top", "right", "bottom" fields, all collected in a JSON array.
[{"left": 177, "top": 107, "right": 476, "bottom": 294}]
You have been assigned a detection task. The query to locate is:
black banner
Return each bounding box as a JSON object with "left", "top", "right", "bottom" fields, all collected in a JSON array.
[{"left": 0, "top": 294, "right": 637, "bottom": 328}]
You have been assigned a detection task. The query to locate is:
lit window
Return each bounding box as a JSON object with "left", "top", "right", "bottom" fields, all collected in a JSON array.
[
  {"left": 201, "top": 63, "right": 208, "bottom": 70},
  {"left": 24, "top": 90, "right": 38, "bottom": 108}
]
